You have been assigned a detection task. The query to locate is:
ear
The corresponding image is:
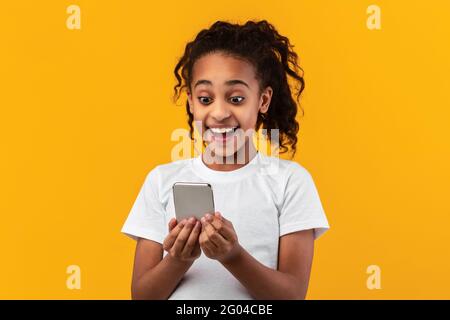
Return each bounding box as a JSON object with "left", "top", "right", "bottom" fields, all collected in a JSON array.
[
  {"left": 259, "top": 86, "right": 273, "bottom": 114},
  {"left": 187, "top": 90, "right": 194, "bottom": 114}
]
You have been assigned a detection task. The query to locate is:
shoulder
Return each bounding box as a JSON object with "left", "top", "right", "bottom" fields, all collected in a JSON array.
[
  {"left": 153, "top": 157, "right": 193, "bottom": 175},
  {"left": 258, "top": 153, "right": 312, "bottom": 183}
]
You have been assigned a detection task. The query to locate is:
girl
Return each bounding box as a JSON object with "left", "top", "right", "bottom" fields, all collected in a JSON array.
[{"left": 121, "top": 20, "right": 330, "bottom": 300}]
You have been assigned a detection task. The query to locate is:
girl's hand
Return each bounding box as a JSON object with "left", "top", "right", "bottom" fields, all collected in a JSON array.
[
  {"left": 163, "top": 217, "right": 202, "bottom": 263},
  {"left": 199, "top": 212, "right": 242, "bottom": 264}
]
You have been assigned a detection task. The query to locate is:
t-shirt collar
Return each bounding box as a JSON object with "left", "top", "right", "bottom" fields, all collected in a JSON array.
[{"left": 192, "top": 151, "right": 262, "bottom": 183}]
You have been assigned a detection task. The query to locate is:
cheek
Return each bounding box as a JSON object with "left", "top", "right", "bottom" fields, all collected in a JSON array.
[
  {"left": 236, "top": 110, "right": 258, "bottom": 130},
  {"left": 235, "top": 99, "right": 260, "bottom": 126},
  {"left": 191, "top": 106, "right": 206, "bottom": 120}
]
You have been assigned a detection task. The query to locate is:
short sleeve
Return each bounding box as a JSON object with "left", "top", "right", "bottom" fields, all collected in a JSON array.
[
  {"left": 121, "top": 166, "right": 167, "bottom": 244},
  {"left": 279, "top": 162, "right": 330, "bottom": 240}
]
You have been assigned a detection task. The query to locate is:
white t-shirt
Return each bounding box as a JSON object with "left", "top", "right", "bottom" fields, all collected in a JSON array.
[{"left": 121, "top": 152, "right": 330, "bottom": 299}]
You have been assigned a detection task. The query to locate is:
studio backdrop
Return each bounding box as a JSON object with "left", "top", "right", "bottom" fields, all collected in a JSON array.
[{"left": 1, "top": 0, "right": 449, "bottom": 299}]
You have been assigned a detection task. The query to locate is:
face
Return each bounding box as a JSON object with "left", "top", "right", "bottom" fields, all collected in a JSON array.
[{"left": 187, "top": 52, "right": 272, "bottom": 161}]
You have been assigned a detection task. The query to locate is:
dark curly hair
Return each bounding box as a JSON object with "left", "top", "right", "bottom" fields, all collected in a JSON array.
[{"left": 173, "top": 20, "right": 305, "bottom": 157}]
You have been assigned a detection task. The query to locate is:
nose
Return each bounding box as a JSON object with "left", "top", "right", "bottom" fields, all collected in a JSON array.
[{"left": 210, "top": 100, "right": 231, "bottom": 122}]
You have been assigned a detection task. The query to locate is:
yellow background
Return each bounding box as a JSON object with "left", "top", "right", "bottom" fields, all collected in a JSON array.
[{"left": 1, "top": 0, "right": 449, "bottom": 299}]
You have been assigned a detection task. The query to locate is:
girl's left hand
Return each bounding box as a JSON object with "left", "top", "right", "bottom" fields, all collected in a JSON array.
[{"left": 199, "top": 212, "right": 242, "bottom": 264}]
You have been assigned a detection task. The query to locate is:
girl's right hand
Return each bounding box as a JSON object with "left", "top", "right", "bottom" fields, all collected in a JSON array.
[{"left": 162, "top": 217, "right": 202, "bottom": 263}]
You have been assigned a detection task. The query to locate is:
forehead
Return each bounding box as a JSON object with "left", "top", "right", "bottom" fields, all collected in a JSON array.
[{"left": 191, "top": 52, "right": 258, "bottom": 87}]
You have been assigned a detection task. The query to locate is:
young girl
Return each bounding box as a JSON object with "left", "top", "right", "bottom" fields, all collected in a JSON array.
[{"left": 121, "top": 20, "right": 330, "bottom": 300}]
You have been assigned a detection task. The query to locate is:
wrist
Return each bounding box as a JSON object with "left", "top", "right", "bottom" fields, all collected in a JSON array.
[
  {"left": 166, "top": 254, "right": 195, "bottom": 269},
  {"left": 220, "top": 244, "right": 244, "bottom": 267}
]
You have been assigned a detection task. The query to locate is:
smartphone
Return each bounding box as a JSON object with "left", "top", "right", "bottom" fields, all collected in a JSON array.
[{"left": 172, "top": 182, "right": 215, "bottom": 221}]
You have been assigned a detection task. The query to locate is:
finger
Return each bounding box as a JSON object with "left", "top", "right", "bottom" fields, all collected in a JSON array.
[
  {"left": 182, "top": 220, "right": 201, "bottom": 256},
  {"left": 199, "top": 231, "right": 216, "bottom": 256},
  {"left": 212, "top": 212, "right": 231, "bottom": 226},
  {"left": 163, "top": 219, "right": 186, "bottom": 250},
  {"left": 172, "top": 217, "right": 196, "bottom": 253},
  {"left": 210, "top": 213, "right": 234, "bottom": 241},
  {"left": 210, "top": 215, "right": 223, "bottom": 231},
  {"left": 168, "top": 218, "right": 177, "bottom": 232},
  {"left": 202, "top": 220, "right": 227, "bottom": 248},
  {"left": 215, "top": 212, "right": 231, "bottom": 226},
  {"left": 203, "top": 213, "right": 214, "bottom": 223},
  {"left": 217, "top": 223, "right": 235, "bottom": 241},
  {"left": 201, "top": 243, "right": 214, "bottom": 257}
]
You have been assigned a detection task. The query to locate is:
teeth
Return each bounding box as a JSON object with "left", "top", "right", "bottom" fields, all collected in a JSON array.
[{"left": 210, "top": 127, "right": 236, "bottom": 134}]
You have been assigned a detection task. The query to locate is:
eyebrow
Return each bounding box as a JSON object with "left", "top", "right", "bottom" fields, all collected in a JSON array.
[{"left": 193, "top": 79, "right": 250, "bottom": 89}]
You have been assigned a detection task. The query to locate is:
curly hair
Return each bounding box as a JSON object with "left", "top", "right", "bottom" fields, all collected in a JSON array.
[{"left": 173, "top": 20, "right": 305, "bottom": 157}]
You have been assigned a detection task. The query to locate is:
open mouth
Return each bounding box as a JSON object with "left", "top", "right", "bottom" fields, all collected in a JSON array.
[{"left": 206, "top": 126, "right": 240, "bottom": 142}]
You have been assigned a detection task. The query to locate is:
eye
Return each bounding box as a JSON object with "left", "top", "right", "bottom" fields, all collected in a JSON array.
[
  {"left": 229, "top": 96, "right": 245, "bottom": 105},
  {"left": 198, "top": 96, "right": 212, "bottom": 105}
]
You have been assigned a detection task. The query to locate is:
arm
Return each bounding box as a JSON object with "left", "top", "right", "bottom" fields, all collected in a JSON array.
[
  {"left": 131, "top": 217, "right": 201, "bottom": 300},
  {"left": 222, "top": 229, "right": 314, "bottom": 300},
  {"left": 200, "top": 213, "right": 314, "bottom": 300}
]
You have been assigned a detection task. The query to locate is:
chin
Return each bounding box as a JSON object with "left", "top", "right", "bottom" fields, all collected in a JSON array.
[{"left": 208, "top": 142, "right": 247, "bottom": 161}]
